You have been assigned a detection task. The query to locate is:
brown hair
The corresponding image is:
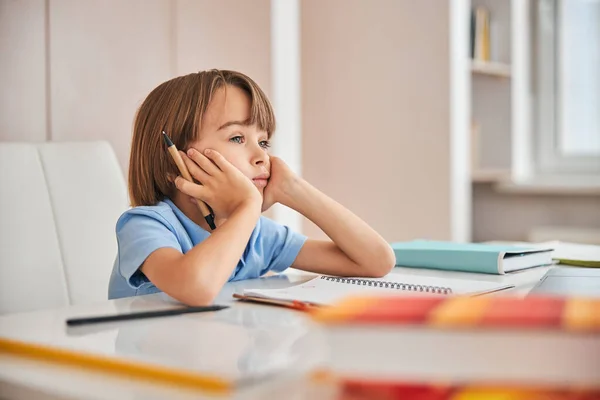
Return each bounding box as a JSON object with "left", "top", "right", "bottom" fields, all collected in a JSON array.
[{"left": 128, "top": 69, "right": 276, "bottom": 206}]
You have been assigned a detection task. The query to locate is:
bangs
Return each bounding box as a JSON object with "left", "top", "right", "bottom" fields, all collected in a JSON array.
[
  {"left": 248, "top": 87, "right": 276, "bottom": 137},
  {"left": 224, "top": 71, "right": 276, "bottom": 137}
]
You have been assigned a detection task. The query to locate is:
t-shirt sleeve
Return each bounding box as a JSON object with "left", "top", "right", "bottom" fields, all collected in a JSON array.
[
  {"left": 259, "top": 217, "right": 308, "bottom": 274},
  {"left": 116, "top": 213, "right": 182, "bottom": 289}
]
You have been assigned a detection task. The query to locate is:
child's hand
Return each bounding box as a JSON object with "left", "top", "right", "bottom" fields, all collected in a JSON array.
[
  {"left": 175, "top": 148, "right": 262, "bottom": 219},
  {"left": 262, "top": 156, "right": 300, "bottom": 212}
]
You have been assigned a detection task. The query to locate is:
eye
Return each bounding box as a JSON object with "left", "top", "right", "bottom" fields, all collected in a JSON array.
[
  {"left": 259, "top": 140, "right": 271, "bottom": 149},
  {"left": 229, "top": 135, "right": 244, "bottom": 144}
]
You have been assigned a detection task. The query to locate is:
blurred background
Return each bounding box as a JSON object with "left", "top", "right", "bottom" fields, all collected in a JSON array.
[{"left": 1, "top": 0, "right": 599, "bottom": 245}]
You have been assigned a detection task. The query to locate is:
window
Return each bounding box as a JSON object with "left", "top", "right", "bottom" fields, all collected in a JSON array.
[{"left": 535, "top": 0, "right": 600, "bottom": 174}]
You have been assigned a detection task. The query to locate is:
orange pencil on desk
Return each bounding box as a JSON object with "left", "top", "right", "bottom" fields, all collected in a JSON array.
[{"left": 162, "top": 131, "right": 216, "bottom": 230}]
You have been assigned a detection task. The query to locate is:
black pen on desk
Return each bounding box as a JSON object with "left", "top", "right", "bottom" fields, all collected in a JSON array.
[
  {"left": 162, "top": 131, "right": 216, "bottom": 230},
  {"left": 66, "top": 305, "right": 229, "bottom": 326}
]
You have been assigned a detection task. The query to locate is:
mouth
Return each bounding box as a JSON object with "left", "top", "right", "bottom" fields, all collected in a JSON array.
[{"left": 252, "top": 174, "right": 270, "bottom": 189}]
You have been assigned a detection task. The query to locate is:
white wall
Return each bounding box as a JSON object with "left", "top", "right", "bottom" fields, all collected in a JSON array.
[
  {"left": 0, "top": 0, "right": 272, "bottom": 175},
  {"left": 0, "top": 0, "right": 47, "bottom": 142},
  {"left": 49, "top": 0, "right": 172, "bottom": 174},
  {"left": 301, "top": 0, "right": 457, "bottom": 241},
  {"left": 174, "top": 0, "right": 271, "bottom": 89}
]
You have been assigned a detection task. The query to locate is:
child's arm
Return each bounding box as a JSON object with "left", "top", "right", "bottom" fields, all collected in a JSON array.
[
  {"left": 264, "top": 158, "right": 396, "bottom": 278},
  {"left": 141, "top": 149, "right": 262, "bottom": 306},
  {"left": 141, "top": 202, "right": 260, "bottom": 306}
]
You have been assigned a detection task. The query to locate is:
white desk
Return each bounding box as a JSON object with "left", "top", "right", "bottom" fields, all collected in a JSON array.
[{"left": 0, "top": 266, "right": 554, "bottom": 399}]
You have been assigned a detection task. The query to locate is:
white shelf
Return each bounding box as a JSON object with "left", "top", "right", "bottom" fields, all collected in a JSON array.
[
  {"left": 471, "top": 60, "right": 511, "bottom": 78},
  {"left": 472, "top": 168, "right": 511, "bottom": 183}
]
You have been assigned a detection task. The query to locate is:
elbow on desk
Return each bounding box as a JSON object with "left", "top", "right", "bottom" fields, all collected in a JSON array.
[
  {"left": 158, "top": 269, "right": 223, "bottom": 307},
  {"left": 172, "top": 284, "right": 221, "bottom": 307},
  {"left": 180, "top": 296, "right": 217, "bottom": 307},
  {"left": 186, "top": 275, "right": 223, "bottom": 306}
]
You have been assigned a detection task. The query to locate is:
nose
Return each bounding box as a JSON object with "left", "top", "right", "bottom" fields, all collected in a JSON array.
[{"left": 251, "top": 143, "right": 269, "bottom": 166}]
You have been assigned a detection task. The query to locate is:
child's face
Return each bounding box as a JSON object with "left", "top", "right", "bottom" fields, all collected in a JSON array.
[{"left": 189, "top": 85, "right": 271, "bottom": 194}]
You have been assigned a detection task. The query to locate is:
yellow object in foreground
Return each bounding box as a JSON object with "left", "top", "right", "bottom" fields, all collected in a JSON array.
[{"left": 0, "top": 337, "right": 232, "bottom": 394}]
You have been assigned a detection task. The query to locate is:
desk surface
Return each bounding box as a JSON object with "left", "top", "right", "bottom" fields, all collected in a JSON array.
[{"left": 0, "top": 266, "right": 553, "bottom": 399}]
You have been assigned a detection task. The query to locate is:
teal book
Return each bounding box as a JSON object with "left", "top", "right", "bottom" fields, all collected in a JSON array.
[{"left": 391, "top": 240, "right": 554, "bottom": 274}]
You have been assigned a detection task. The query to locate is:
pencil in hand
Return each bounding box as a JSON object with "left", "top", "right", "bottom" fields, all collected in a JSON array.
[{"left": 162, "top": 131, "right": 216, "bottom": 230}]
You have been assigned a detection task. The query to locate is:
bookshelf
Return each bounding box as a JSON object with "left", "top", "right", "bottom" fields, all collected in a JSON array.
[
  {"left": 465, "top": 0, "right": 536, "bottom": 242},
  {"left": 469, "top": 0, "right": 530, "bottom": 184},
  {"left": 452, "top": 0, "right": 598, "bottom": 244}
]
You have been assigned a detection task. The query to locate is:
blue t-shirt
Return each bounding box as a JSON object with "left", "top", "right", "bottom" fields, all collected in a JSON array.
[{"left": 108, "top": 199, "right": 307, "bottom": 300}]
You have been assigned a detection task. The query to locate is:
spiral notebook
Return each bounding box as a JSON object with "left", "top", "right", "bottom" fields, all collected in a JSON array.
[{"left": 235, "top": 274, "right": 514, "bottom": 308}]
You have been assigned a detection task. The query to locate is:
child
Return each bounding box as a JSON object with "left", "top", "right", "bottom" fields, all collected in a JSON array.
[{"left": 108, "top": 69, "right": 395, "bottom": 305}]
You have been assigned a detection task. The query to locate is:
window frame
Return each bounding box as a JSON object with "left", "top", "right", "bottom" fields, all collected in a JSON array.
[{"left": 534, "top": 0, "right": 600, "bottom": 175}]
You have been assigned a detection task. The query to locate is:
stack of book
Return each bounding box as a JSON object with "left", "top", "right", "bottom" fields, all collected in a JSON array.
[{"left": 311, "top": 295, "right": 600, "bottom": 390}]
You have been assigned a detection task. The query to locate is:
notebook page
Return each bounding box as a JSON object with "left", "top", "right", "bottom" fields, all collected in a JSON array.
[{"left": 242, "top": 274, "right": 513, "bottom": 306}]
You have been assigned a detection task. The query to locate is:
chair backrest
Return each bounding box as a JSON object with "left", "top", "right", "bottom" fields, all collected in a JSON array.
[{"left": 0, "top": 141, "right": 129, "bottom": 314}]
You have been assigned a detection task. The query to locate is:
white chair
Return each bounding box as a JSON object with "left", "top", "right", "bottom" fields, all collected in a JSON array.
[{"left": 0, "top": 141, "right": 129, "bottom": 314}]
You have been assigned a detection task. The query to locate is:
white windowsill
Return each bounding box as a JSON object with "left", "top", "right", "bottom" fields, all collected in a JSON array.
[{"left": 494, "top": 174, "right": 600, "bottom": 195}]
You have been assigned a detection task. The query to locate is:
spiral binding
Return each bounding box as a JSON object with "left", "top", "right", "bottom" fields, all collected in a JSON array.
[{"left": 320, "top": 276, "right": 452, "bottom": 295}]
